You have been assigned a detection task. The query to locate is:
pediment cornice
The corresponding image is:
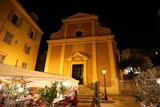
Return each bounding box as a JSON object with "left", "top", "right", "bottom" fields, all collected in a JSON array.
[{"left": 62, "top": 12, "right": 98, "bottom": 23}]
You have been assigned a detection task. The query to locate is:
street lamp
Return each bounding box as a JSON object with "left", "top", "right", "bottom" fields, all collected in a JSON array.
[{"left": 102, "top": 68, "right": 108, "bottom": 100}]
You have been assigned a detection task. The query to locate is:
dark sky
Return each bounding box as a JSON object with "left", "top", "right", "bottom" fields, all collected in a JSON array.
[{"left": 18, "top": 0, "right": 160, "bottom": 53}]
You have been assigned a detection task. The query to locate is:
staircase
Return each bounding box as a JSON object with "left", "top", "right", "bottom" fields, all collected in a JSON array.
[
  {"left": 78, "top": 85, "right": 94, "bottom": 103},
  {"left": 78, "top": 85, "right": 112, "bottom": 104}
]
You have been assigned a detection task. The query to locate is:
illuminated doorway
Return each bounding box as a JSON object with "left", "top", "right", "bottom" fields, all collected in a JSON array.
[{"left": 72, "top": 64, "right": 83, "bottom": 84}]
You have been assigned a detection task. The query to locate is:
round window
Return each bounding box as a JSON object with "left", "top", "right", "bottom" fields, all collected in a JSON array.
[{"left": 75, "top": 31, "right": 83, "bottom": 37}]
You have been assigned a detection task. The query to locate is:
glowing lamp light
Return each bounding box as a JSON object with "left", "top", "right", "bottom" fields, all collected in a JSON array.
[
  {"left": 17, "top": 84, "right": 21, "bottom": 87},
  {"left": 102, "top": 69, "right": 106, "bottom": 74},
  {"left": 155, "top": 51, "right": 158, "bottom": 55},
  {"left": 102, "top": 68, "right": 108, "bottom": 100},
  {"left": 124, "top": 68, "right": 129, "bottom": 74},
  {"left": 156, "top": 78, "right": 160, "bottom": 85},
  {"left": 18, "top": 87, "right": 24, "bottom": 92},
  {"left": 0, "top": 84, "right": 2, "bottom": 90},
  {"left": 60, "top": 94, "right": 63, "bottom": 100}
]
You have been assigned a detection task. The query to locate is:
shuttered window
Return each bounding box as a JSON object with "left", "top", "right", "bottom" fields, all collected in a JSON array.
[
  {"left": 28, "top": 28, "right": 37, "bottom": 41},
  {"left": 3, "top": 31, "right": 13, "bottom": 45},
  {"left": 8, "top": 9, "right": 23, "bottom": 27},
  {"left": 23, "top": 43, "right": 31, "bottom": 54},
  {"left": 0, "top": 54, "right": 6, "bottom": 63},
  {"left": 22, "top": 62, "right": 27, "bottom": 69}
]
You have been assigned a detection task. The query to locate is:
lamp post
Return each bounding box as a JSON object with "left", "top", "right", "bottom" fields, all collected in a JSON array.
[{"left": 102, "top": 68, "right": 108, "bottom": 100}]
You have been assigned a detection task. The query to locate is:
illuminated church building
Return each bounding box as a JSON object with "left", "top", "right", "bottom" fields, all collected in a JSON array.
[{"left": 44, "top": 13, "right": 120, "bottom": 94}]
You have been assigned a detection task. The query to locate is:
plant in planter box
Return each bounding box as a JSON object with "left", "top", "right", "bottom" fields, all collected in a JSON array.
[
  {"left": 38, "top": 81, "right": 58, "bottom": 107},
  {"left": 57, "top": 82, "right": 66, "bottom": 95}
]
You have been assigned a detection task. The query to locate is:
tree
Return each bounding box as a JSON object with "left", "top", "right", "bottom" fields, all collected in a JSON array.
[
  {"left": 134, "top": 68, "right": 160, "bottom": 106},
  {"left": 120, "top": 54, "right": 153, "bottom": 71}
]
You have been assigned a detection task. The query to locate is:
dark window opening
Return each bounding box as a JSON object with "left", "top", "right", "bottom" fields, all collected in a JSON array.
[{"left": 11, "top": 14, "right": 18, "bottom": 25}]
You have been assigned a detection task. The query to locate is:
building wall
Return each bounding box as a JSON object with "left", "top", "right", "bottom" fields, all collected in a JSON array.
[
  {"left": 0, "top": 0, "right": 43, "bottom": 70},
  {"left": 96, "top": 42, "right": 111, "bottom": 87},
  {"left": 63, "top": 44, "right": 73, "bottom": 75},
  {"left": 66, "top": 22, "right": 93, "bottom": 38},
  {"left": 84, "top": 43, "right": 93, "bottom": 85},
  {"left": 49, "top": 45, "right": 62, "bottom": 73},
  {"left": 45, "top": 13, "right": 120, "bottom": 94}
]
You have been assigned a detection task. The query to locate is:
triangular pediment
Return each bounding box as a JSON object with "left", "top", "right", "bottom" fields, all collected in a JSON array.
[
  {"left": 62, "top": 12, "right": 98, "bottom": 23},
  {"left": 67, "top": 12, "right": 93, "bottom": 19},
  {"left": 67, "top": 52, "right": 88, "bottom": 61}
]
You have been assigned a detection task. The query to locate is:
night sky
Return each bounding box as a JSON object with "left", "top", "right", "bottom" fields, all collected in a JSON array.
[{"left": 18, "top": 0, "right": 160, "bottom": 53}]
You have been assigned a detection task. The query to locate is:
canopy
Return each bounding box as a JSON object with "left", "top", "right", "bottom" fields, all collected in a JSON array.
[{"left": 0, "top": 63, "right": 79, "bottom": 87}]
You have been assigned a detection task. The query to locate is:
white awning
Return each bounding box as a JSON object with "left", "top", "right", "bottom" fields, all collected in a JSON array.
[{"left": 0, "top": 63, "right": 79, "bottom": 87}]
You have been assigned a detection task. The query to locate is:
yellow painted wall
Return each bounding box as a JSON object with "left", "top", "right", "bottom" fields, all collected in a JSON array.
[
  {"left": 0, "top": 0, "right": 43, "bottom": 70},
  {"left": 49, "top": 45, "right": 62, "bottom": 73},
  {"left": 96, "top": 42, "right": 111, "bottom": 87},
  {"left": 67, "top": 22, "right": 92, "bottom": 38},
  {"left": 84, "top": 43, "right": 93, "bottom": 84},
  {"left": 64, "top": 44, "right": 73, "bottom": 75}
]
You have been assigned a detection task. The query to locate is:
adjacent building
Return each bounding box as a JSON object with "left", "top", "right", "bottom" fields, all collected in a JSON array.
[
  {"left": 121, "top": 48, "right": 146, "bottom": 60},
  {"left": 0, "top": 0, "right": 43, "bottom": 70},
  {"left": 44, "top": 12, "right": 120, "bottom": 94}
]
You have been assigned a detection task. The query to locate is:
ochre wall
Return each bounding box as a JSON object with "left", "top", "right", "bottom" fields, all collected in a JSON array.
[
  {"left": 0, "top": 0, "right": 43, "bottom": 70},
  {"left": 67, "top": 22, "right": 92, "bottom": 38},
  {"left": 84, "top": 43, "right": 93, "bottom": 84},
  {"left": 63, "top": 44, "right": 73, "bottom": 75},
  {"left": 96, "top": 42, "right": 111, "bottom": 87},
  {"left": 94, "top": 22, "right": 111, "bottom": 36},
  {"left": 49, "top": 46, "right": 62, "bottom": 73}
]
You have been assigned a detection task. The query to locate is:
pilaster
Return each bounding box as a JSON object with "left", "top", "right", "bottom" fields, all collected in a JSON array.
[
  {"left": 44, "top": 44, "right": 52, "bottom": 73},
  {"left": 92, "top": 42, "right": 98, "bottom": 82}
]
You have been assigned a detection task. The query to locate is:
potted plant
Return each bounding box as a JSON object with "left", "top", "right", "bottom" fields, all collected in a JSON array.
[
  {"left": 38, "top": 81, "right": 66, "bottom": 107},
  {"left": 38, "top": 81, "right": 58, "bottom": 107}
]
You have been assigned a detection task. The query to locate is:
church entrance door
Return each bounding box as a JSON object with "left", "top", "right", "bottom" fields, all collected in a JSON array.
[{"left": 72, "top": 64, "right": 83, "bottom": 84}]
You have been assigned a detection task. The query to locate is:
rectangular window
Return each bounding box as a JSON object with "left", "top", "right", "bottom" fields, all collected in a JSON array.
[
  {"left": 8, "top": 9, "right": 23, "bottom": 27},
  {"left": 0, "top": 54, "right": 6, "bottom": 63},
  {"left": 23, "top": 44, "right": 31, "bottom": 54},
  {"left": 3, "top": 31, "right": 13, "bottom": 45},
  {"left": 28, "top": 28, "right": 36, "bottom": 41},
  {"left": 11, "top": 14, "right": 19, "bottom": 25},
  {"left": 22, "top": 62, "right": 27, "bottom": 69},
  {"left": 29, "top": 30, "right": 34, "bottom": 39}
]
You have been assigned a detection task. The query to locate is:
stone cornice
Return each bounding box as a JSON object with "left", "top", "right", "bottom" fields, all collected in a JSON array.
[{"left": 47, "top": 35, "right": 115, "bottom": 45}]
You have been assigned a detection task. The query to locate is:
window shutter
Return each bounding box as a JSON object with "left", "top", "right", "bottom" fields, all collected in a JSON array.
[
  {"left": 17, "top": 17, "right": 23, "bottom": 27},
  {"left": 9, "top": 34, "right": 13, "bottom": 45},
  {"left": 23, "top": 43, "right": 27, "bottom": 52},
  {"left": 28, "top": 47, "right": 31, "bottom": 54},
  {"left": 28, "top": 28, "right": 32, "bottom": 36},
  {"left": 33, "top": 32, "right": 38, "bottom": 41},
  {"left": 8, "top": 9, "right": 15, "bottom": 20}
]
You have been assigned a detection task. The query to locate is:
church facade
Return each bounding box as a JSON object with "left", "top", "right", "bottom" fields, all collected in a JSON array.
[{"left": 44, "top": 13, "right": 120, "bottom": 94}]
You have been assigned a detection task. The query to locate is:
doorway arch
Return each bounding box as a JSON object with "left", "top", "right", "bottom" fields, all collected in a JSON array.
[{"left": 67, "top": 52, "right": 88, "bottom": 85}]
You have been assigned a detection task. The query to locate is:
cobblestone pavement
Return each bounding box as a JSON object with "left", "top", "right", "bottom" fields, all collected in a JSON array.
[{"left": 77, "top": 95, "right": 141, "bottom": 107}]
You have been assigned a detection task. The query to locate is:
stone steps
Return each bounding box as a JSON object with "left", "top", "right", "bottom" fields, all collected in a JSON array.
[
  {"left": 77, "top": 85, "right": 94, "bottom": 103},
  {"left": 77, "top": 85, "right": 114, "bottom": 104}
]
